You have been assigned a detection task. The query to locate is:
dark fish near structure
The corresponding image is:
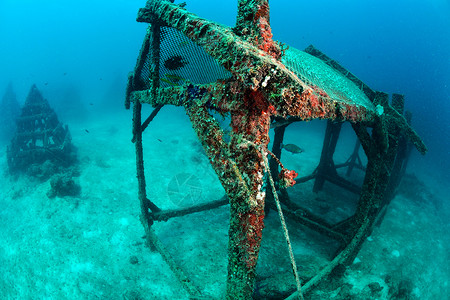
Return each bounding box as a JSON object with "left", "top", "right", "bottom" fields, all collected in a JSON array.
[
  {"left": 281, "top": 143, "right": 304, "bottom": 154},
  {"left": 164, "top": 55, "right": 188, "bottom": 70}
]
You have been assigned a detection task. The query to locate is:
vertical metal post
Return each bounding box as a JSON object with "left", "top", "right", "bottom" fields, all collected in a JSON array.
[{"left": 313, "top": 120, "right": 342, "bottom": 192}]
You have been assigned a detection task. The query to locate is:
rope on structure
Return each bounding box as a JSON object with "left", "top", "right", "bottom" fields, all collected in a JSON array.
[{"left": 261, "top": 147, "right": 304, "bottom": 300}]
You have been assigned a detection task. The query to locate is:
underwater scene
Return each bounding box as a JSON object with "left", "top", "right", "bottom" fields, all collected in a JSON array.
[{"left": 0, "top": 0, "right": 449, "bottom": 299}]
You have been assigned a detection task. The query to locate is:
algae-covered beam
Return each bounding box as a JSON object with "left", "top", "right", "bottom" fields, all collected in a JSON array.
[
  {"left": 125, "top": 28, "right": 153, "bottom": 109},
  {"left": 342, "top": 94, "right": 406, "bottom": 265},
  {"left": 384, "top": 105, "right": 427, "bottom": 155},
  {"left": 371, "top": 92, "right": 426, "bottom": 155},
  {"left": 151, "top": 196, "right": 228, "bottom": 222},
  {"left": 235, "top": 0, "right": 281, "bottom": 59},
  {"left": 275, "top": 203, "right": 347, "bottom": 243},
  {"left": 131, "top": 104, "right": 163, "bottom": 143},
  {"left": 130, "top": 81, "right": 240, "bottom": 109},
  {"left": 184, "top": 100, "right": 266, "bottom": 299}
]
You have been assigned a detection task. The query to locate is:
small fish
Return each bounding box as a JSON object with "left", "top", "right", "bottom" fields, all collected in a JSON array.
[
  {"left": 157, "top": 138, "right": 162, "bottom": 142},
  {"left": 160, "top": 77, "right": 178, "bottom": 86},
  {"left": 85, "top": 129, "right": 90, "bottom": 133},
  {"left": 281, "top": 143, "right": 304, "bottom": 154},
  {"left": 165, "top": 74, "right": 185, "bottom": 82}
]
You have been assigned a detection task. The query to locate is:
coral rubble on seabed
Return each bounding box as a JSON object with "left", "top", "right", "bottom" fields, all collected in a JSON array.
[{"left": 304, "top": 192, "right": 449, "bottom": 300}]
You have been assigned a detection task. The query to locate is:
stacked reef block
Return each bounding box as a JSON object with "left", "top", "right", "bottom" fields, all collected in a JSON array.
[{"left": 7, "top": 84, "right": 77, "bottom": 175}]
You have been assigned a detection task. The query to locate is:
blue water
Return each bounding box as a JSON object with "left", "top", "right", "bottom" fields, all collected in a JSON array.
[{"left": 1, "top": 0, "right": 448, "bottom": 181}]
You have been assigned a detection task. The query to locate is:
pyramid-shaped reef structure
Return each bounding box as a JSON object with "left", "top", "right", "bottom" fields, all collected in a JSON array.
[{"left": 7, "top": 84, "right": 77, "bottom": 174}]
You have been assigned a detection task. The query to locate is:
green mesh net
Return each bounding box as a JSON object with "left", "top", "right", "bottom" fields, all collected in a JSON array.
[{"left": 282, "top": 47, "right": 374, "bottom": 109}]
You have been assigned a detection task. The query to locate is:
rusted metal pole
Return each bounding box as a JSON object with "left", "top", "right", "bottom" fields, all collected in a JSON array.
[
  {"left": 226, "top": 96, "right": 271, "bottom": 298},
  {"left": 224, "top": 2, "right": 280, "bottom": 298},
  {"left": 132, "top": 101, "right": 153, "bottom": 240}
]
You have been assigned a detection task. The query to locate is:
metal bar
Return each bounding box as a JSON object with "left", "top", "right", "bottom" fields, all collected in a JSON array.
[
  {"left": 151, "top": 197, "right": 228, "bottom": 222},
  {"left": 131, "top": 104, "right": 164, "bottom": 143},
  {"left": 285, "top": 217, "right": 372, "bottom": 299},
  {"left": 276, "top": 203, "right": 347, "bottom": 243},
  {"left": 321, "top": 173, "right": 362, "bottom": 195}
]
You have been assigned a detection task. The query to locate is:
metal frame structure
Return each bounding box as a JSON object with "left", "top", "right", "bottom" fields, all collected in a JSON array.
[{"left": 125, "top": 1, "right": 426, "bottom": 298}]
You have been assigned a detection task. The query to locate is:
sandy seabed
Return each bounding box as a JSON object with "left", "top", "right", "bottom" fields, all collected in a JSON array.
[{"left": 0, "top": 107, "right": 448, "bottom": 299}]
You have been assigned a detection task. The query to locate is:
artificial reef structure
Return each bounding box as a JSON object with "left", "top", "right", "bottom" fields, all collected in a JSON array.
[
  {"left": 125, "top": 0, "right": 427, "bottom": 299},
  {"left": 7, "top": 85, "right": 78, "bottom": 187}
]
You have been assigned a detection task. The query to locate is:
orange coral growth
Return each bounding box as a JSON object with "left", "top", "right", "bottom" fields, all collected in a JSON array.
[{"left": 279, "top": 168, "right": 298, "bottom": 188}]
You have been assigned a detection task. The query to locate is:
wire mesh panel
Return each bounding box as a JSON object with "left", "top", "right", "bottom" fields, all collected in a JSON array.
[
  {"left": 159, "top": 26, "right": 232, "bottom": 87},
  {"left": 283, "top": 47, "right": 374, "bottom": 109},
  {"left": 136, "top": 25, "right": 232, "bottom": 90}
]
